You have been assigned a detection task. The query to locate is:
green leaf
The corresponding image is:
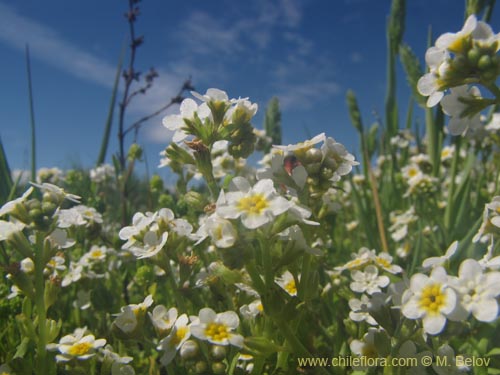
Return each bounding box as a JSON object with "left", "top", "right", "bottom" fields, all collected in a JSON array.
[{"left": 486, "top": 348, "right": 500, "bottom": 357}]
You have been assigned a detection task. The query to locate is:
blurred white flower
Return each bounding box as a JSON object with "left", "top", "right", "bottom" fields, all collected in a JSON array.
[{"left": 190, "top": 308, "right": 243, "bottom": 347}]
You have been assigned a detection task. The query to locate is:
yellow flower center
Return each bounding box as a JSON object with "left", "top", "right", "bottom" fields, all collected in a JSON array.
[
  {"left": 419, "top": 283, "right": 446, "bottom": 315},
  {"left": 68, "top": 342, "right": 92, "bottom": 356},
  {"left": 170, "top": 326, "right": 188, "bottom": 347},
  {"left": 90, "top": 249, "right": 103, "bottom": 258},
  {"left": 375, "top": 257, "right": 391, "bottom": 269},
  {"left": 361, "top": 345, "right": 378, "bottom": 358},
  {"left": 285, "top": 280, "right": 297, "bottom": 296},
  {"left": 441, "top": 149, "right": 450, "bottom": 158},
  {"left": 238, "top": 194, "right": 269, "bottom": 215},
  {"left": 408, "top": 167, "right": 418, "bottom": 177},
  {"left": 205, "top": 322, "right": 230, "bottom": 342},
  {"left": 257, "top": 303, "right": 264, "bottom": 312}
]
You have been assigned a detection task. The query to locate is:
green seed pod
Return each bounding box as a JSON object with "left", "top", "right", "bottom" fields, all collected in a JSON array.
[{"left": 127, "top": 143, "right": 143, "bottom": 161}]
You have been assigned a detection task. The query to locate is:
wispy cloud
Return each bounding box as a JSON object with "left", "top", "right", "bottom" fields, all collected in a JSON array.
[
  {"left": 0, "top": 3, "right": 184, "bottom": 116},
  {"left": 0, "top": 3, "right": 116, "bottom": 87}
]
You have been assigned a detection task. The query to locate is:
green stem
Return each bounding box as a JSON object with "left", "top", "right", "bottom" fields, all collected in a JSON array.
[
  {"left": 274, "top": 319, "right": 331, "bottom": 375},
  {"left": 164, "top": 260, "right": 186, "bottom": 312},
  {"left": 444, "top": 137, "right": 461, "bottom": 231},
  {"left": 34, "top": 233, "right": 49, "bottom": 373}
]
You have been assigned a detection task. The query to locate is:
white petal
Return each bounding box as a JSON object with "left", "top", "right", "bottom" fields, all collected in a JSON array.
[
  {"left": 198, "top": 308, "right": 216, "bottom": 323},
  {"left": 422, "top": 314, "right": 446, "bottom": 335},
  {"left": 472, "top": 299, "right": 498, "bottom": 322}
]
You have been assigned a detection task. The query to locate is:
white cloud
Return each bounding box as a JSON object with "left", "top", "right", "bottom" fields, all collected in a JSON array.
[
  {"left": 0, "top": 2, "right": 115, "bottom": 87},
  {"left": 0, "top": 2, "right": 186, "bottom": 143}
]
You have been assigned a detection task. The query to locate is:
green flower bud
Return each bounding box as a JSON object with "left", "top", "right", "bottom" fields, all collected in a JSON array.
[
  {"left": 210, "top": 345, "right": 227, "bottom": 360},
  {"left": 180, "top": 340, "right": 200, "bottom": 360},
  {"left": 29, "top": 208, "right": 43, "bottom": 222},
  {"left": 452, "top": 54, "right": 468, "bottom": 71},
  {"left": 150, "top": 175, "right": 164, "bottom": 192},
  {"left": 305, "top": 148, "right": 322, "bottom": 163},
  {"left": 212, "top": 362, "right": 226, "bottom": 375},
  {"left": 44, "top": 277, "right": 60, "bottom": 310},
  {"left": 194, "top": 361, "right": 208, "bottom": 374},
  {"left": 41, "top": 202, "right": 57, "bottom": 216},
  {"left": 127, "top": 143, "right": 143, "bottom": 161},
  {"left": 467, "top": 48, "right": 481, "bottom": 66},
  {"left": 158, "top": 194, "right": 175, "bottom": 209},
  {"left": 478, "top": 55, "right": 492, "bottom": 70},
  {"left": 184, "top": 191, "right": 206, "bottom": 211}
]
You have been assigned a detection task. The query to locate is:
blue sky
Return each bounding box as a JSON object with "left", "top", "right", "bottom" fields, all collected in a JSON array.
[{"left": 0, "top": 0, "right": 481, "bottom": 177}]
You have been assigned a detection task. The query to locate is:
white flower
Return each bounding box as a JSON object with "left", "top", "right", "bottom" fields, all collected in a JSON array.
[
  {"left": 47, "top": 327, "right": 106, "bottom": 362},
  {"left": 196, "top": 214, "right": 237, "bottom": 248},
  {"left": 216, "top": 177, "right": 292, "bottom": 229},
  {"left": 373, "top": 253, "right": 403, "bottom": 274},
  {"left": 321, "top": 137, "right": 359, "bottom": 179},
  {"left": 432, "top": 344, "right": 469, "bottom": 375},
  {"left": 441, "top": 145, "right": 455, "bottom": 162},
  {"left": 149, "top": 306, "right": 178, "bottom": 336},
  {"left": 422, "top": 241, "right": 458, "bottom": 270},
  {"left": 47, "top": 228, "right": 75, "bottom": 249},
  {"left": 0, "top": 187, "right": 33, "bottom": 217},
  {"left": 350, "top": 265, "right": 390, "bottom": 295},
  {"left": 348, "top": 295, "right": 378, "bottom": 326},
  {"left": 335, "top": 247, "right": 375, "bottom": 272},
  {"left": 473, "top": 196, "right": 500, "bottom": 242},
  {"left": 0, "top": 220, "right": 25, "bottom": 242},
  {"left": 130, "top": 231, "right": 168, "bottom": 259},
  {"left": 417, "top": 47, "right": 450, "bottom": 107},
  {"left": 162, "top": 98, "right": 210, "bottom": 143},
  {"left": 449, "top": 259, "right": 500, "bottom": 322},
  {"left": 61, "top": 262, "right": 83, "bottom": 287},
  {"left": 190, "top": 308, "right": 243, "bottom": 347},
  {"left": 239, "top": 300, "right": 263, "bottom": 320},
  {"left": 226, "top": 98, "right": 258, "bottom": 123},
  {"left": 90, "top": 164, "right": 114, "bottom": 183},
  {"left": 435, "top": 15, "right": 477, "bottom": 52},
  {"left": 257, "top": 151, "right": 307, "bottom": 190},
  {"left": 30, "top": 182, "right": 81, "bottom": 203},
  {"left": 349, "top": 328, "right": 383, "bottom": 361},
  {"left": 441, "top": 85, "right": 482, "bottom": 135},
  {"left": 276, "top": 270, "right": 298, "bottom": 296},
  {"left": 158, "top": 314, "right": 191, "bottom": 365},
  {"left": 401, "top": 267, "right": 457, "bottom": 335},
  {"left": 114, "top": 295, "right": 154, "bottom": 334},
  {"left": 191, "top": 88, "right": 230, "bottom": 105},
  {"left": 37, "top": 167, "right": 64, "bottom": 184},
  {"left": 273, "top": 133, "right": 325, "bottom": 153}
]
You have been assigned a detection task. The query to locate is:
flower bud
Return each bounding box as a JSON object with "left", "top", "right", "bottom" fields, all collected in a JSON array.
[
  {"left": 467, "top": 48, "right": 480, "bottom": 66},
  {"left": 194, "top": 361, "right": 208, "bottom": 374},
  {"left": 180, "top": 340, "right": 200, "bottom": 360},
  {"left": 127, "top": 143, "right": 143, "bottom": 161},
  {"left": 41, "top": 202, "right": 57, "bottom": 216},
  {"left": 212, "top": 362, "right": 226, "bottom": 375},
  {"left": 478, "top": 55, "right": 492, "bottom": 70},
  {"left": 210, "top": 345, "right": 227, "bottom": 360},
  {"left": 305, "top": 148, "right": 322, "bottom": 163},
  {"left": 150, "top": 175, "right": 164, "bottom": 192}
]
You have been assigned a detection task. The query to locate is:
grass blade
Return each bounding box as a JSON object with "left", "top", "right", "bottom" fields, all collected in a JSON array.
[
  {"left": 0, "top": 136, "right": 13, "bottom": 204},
  {"left": 96, "top": 44, "right": 125, "bottom": 166},
  {"left": 25, "top": 45, "right": 37, "bottom": 183}
]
